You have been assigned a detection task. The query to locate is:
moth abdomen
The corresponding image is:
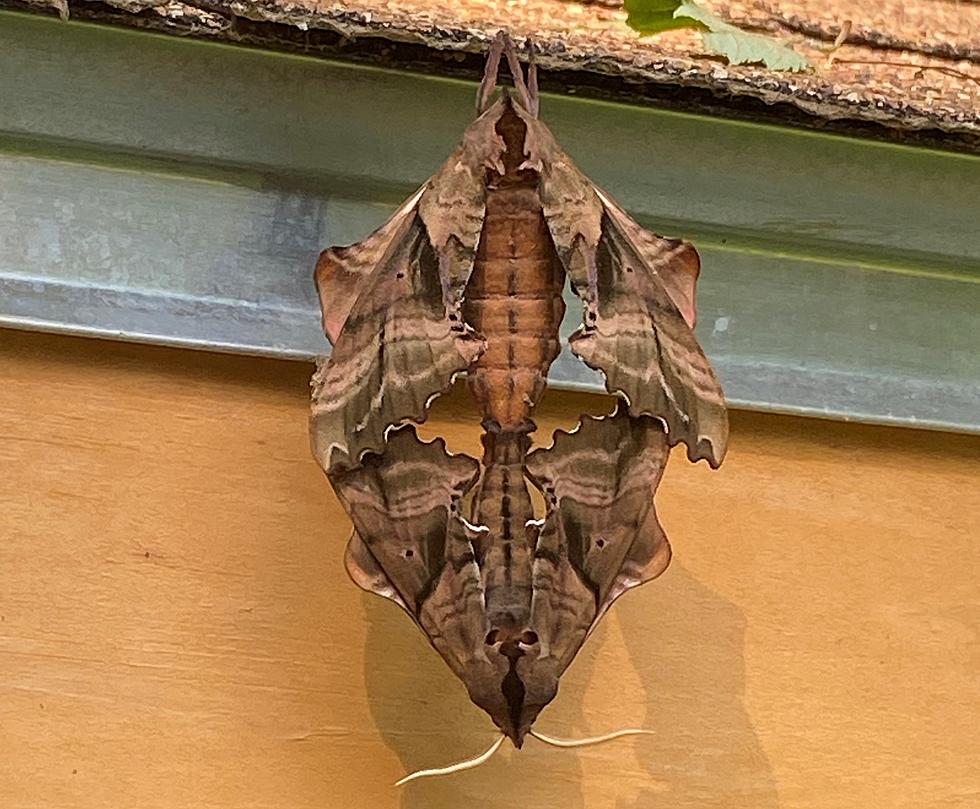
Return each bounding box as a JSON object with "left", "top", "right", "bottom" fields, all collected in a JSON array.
[{"left": 462, "top": 111, "right": 565, "bottom": 432}]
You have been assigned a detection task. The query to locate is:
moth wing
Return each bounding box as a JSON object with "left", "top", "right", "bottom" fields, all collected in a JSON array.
[
  {"left": 344, "top": 530, "right": 410, "bottom": 613},
  {"left": 311, "top": 204, "right": 484, "bottom": 471},
  {"left": 518, "top": 108, "right": 728, "bottom": 467},
  {"left": 330, "top": 426, "right": 481, "bottom": 616},
  {"left": 417, "top": 98, "right": 509, "bottom": 304},
  {"left": 311, "top": 102, "right": 511, "bottom": 471},
  {"left": 524, "top": 409, "right": 671, "bottom": 667},
  {"left": 594, "top": 190, "right": 701, "bottom": 328},
  {"left": 314, "top": 188, "right": 424, "bottom": 345},
  {"left": 578, "top": 201, "right": 729, "bottom": 467},
  {"left": 333, "top": 427, "right": 491, "bottom": 681}
]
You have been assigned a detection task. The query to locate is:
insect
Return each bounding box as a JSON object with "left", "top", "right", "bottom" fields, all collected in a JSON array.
[{"left": 310, "top": 32, "right": 728, "bottom": 765}]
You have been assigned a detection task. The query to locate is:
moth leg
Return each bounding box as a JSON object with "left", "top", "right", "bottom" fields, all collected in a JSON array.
[
  {"left": 526, "top": 41, "right": 539, "bottom": 118},
  {"left": 477, "top": 31, "right": 507, "bottom": 114},
  {"left": 437, "top": 241, "right": 473, "bottom": 317},
  {"left": 501, "top": 32, "right": 534, "bottom": 114},
  {"left": 578, "top": 240, "right": 600, "bottom": 328}
]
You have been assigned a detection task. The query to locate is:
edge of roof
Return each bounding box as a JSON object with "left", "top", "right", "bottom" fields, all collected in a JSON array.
[{"left": 6, "top": 0, "right": 980, "bottom": 154}]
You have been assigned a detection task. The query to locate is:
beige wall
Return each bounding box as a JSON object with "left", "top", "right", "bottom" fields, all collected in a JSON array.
[{"left": 1, "top": 329, "right": 977, "bottom": 809}]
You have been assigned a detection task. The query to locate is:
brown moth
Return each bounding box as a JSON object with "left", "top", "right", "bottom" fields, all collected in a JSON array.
[{"left": 310, "top": 33, "right": 728, "bottom": 748}]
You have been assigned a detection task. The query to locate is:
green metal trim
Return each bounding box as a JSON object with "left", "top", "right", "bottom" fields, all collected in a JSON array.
[{"left": 1, "top": 12, "right": 978, "bottom": 432}]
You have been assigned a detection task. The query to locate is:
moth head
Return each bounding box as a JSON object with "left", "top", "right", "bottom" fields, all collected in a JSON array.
[
  {"left": 476, "top": 31, "right": 540, "bottom": 119},
  {"left": 458, "top": 625, "right": 560, "bottom": 747}
]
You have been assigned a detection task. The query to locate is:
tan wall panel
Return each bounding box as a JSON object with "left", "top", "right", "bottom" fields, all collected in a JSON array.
[{"left": 0, "top": 329, "right": 977, "bottom": 809}]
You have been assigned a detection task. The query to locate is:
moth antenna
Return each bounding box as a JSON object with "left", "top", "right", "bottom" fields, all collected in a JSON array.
[
  {"left": 500, "top": 32, "right": 534, "bottom": 113},
  {"left": 477, "top": 31, "right": 507, "bottom": 113},
  {"left": 395, "top": 735, "right": 506, "bottom": 786},
  {"left": 529, "top": 728, "right": 656, "bottom": 749}
]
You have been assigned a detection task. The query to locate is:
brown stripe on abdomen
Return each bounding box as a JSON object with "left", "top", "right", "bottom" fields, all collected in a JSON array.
[
  {"left": 470, "top": 430, "right": 536, "bottom": 631},
  {"left": 462, "top": 183, "right": 566, "bottom": 432},
  {"left": 461, "top": 102, "right": 568, "bottom": 635}
]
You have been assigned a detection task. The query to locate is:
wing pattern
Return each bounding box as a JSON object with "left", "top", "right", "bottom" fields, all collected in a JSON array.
[
  {"left": 525, "top": 408, "right": 672, "bottom": 668},
  {"left": 518, "top": 105, "right": 728, "bottom": 467},
  {"left": 309, "top": 39, "right": 728, "bottom": 747}
]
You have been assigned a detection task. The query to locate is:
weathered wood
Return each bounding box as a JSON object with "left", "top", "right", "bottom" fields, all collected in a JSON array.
[{"left": 1, "top": 329, "right": 978, "bottom": 807}]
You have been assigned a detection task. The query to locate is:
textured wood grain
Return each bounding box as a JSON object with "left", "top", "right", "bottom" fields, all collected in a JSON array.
[{"left": 1, "top": 329, "right": 978, "bottom": 809}]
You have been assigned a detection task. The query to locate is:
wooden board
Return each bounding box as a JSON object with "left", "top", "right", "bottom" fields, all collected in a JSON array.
[{"left": 1, "top": 329, "right": 977, "bottom": 808}]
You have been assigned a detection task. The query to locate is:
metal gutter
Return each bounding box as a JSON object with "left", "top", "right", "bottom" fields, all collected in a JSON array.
[{"left": 1, "top": 13, "right": 978, "bottom": 432}]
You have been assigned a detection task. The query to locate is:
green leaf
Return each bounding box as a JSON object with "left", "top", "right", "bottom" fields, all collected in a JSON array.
[
  {"left": 623, "top": 0, "right": 698, "bottom": 34},
  {"left": 700, "top": 30, "right": 810, "bottom": 70},
  {"left": 674, "top": 1, "right": 810, "bottom": 71}
]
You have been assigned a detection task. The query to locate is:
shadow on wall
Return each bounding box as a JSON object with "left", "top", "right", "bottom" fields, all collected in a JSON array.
[
  {"left": 361, "top": 563, "right": 779, "bottom": 809},
  {"left": 613, "top": 564, "right": 780, "bottom": 808}
]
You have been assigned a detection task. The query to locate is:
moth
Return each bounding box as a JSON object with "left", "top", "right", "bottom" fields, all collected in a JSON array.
[{"left": 310, "top": 33, "right": 727, "bottom": 750}]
